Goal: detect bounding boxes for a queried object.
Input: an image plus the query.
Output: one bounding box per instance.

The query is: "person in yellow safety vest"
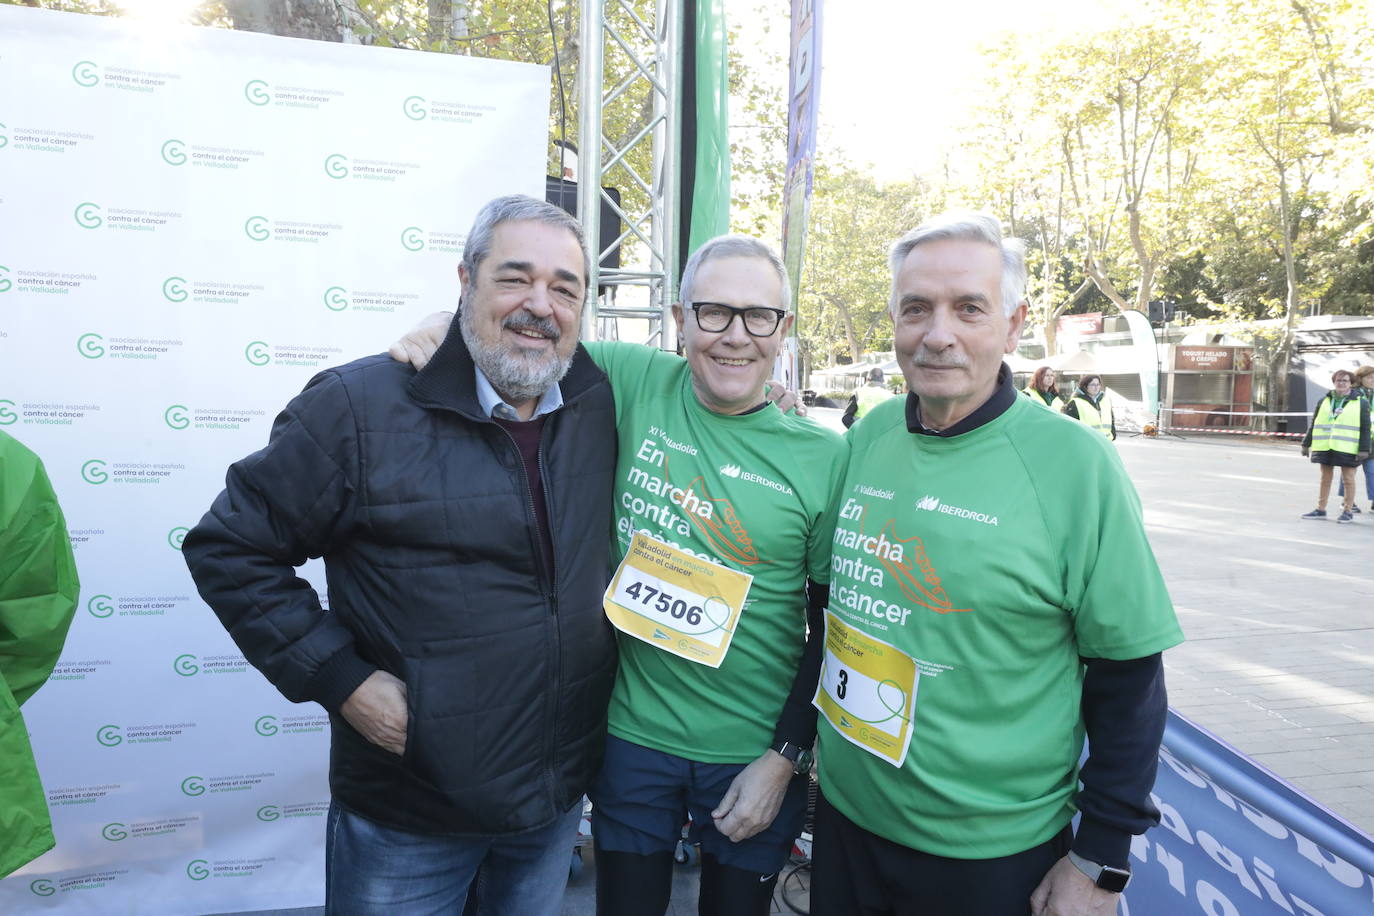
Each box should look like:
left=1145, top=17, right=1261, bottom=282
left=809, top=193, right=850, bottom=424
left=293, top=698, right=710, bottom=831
left=1336, top=364, right=1374, bottom=515
left=842, top=367, right=896, bottom=429
left=1021, top=366, right=1065, bottom=411
left=1063, top=374, right=1115, bottom=440
left=1300, top=368, right=1372, bottom=524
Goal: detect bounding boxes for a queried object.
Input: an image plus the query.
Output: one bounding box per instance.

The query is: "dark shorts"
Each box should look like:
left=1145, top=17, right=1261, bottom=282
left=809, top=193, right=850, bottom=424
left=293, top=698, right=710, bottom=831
left=589, top=734, right=808, bottom=875
left=810, top=788, right=1073, bottom=916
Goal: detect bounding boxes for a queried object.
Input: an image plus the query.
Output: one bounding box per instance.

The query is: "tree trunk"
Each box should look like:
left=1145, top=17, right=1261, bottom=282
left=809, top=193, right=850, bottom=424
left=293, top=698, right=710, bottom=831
left=428, top=1, right=467, bottom=44
left=1272, top=165, right=1301, bottom=419
left=223, top=0, right=345, bottom=41
left=1083, top=254, right=1130, bottom=312
left=1126, top=204, right=1158, bottom=311
left=831, top=297, right=863, bottom=365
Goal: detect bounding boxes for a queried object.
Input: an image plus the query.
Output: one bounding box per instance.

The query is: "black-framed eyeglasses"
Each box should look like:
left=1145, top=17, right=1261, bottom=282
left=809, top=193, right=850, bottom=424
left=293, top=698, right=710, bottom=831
left=690, top=302, right=788, bottom=337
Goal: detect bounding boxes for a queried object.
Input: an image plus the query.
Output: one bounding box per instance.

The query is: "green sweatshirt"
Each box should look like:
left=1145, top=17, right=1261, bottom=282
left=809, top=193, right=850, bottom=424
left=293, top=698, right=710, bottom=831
left=588, top=342, right=847, bottom=762
left=0, top=430, right=79, bottom=877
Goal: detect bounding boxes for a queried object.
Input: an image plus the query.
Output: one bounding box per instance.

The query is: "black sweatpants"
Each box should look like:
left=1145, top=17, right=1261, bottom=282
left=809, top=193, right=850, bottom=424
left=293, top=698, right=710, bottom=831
left=809, top=789, right=1073, bottom=916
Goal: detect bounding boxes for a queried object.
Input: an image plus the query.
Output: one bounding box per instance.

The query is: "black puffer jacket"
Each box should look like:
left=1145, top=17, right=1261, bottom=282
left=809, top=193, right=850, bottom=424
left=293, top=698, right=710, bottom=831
left=184, top=326, right=618, bottom=835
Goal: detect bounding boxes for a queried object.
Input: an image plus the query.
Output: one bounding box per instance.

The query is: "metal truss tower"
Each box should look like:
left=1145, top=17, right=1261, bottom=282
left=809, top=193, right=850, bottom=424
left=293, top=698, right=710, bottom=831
left=577, top=0, right=684, bottom=348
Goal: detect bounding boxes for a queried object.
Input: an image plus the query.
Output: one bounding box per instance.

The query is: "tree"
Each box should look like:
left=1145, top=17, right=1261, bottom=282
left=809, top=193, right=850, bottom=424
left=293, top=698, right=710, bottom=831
left=797, top=157, right=926, bottom=371
left=1206, top=0, right=1371, bottom=411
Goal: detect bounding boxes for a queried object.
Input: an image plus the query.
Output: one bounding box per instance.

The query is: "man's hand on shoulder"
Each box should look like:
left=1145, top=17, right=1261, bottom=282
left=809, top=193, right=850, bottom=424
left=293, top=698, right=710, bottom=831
left=710, top=749, right=795, bottom=843
left=1030, top=856, right=1120, bottom=916
left=340, top=670, right=409, bottom=756
left=763, top=379, right=805, bottom=416
left=387, top=311, right=454, bottom=371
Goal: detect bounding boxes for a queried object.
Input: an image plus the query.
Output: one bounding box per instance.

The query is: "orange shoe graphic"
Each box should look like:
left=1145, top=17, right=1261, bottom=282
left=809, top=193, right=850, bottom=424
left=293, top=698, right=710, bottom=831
left=663, top=457, right=760, bottom=566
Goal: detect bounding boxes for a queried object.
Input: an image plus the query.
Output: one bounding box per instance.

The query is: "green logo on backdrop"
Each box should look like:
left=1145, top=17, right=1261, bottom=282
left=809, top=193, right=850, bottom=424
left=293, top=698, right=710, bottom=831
left=324, top=153, right=348, bottom=179
left=244, top=215, right=270, bottom=241
left=245, top=341, right=270, bottom=366
left=174, top=654, right=199, bottom=676
left=403, top=95, right=428, bottom=120
left=0, top=265, right=10, bottom=292
left=77, top=332, right=105, bottom=358
left=87, top=594, right=114, bottom=618
left=97, top=724, right=123, bottom=746
left=102, top=822, right=128, bottom=842
left=161, top=139, right=187, bottom=165
left=187, top=859, right=210, bottom=881
left=181, top=776, right=206, bottom=796
left=0, top=123, right=8, bottom=150
left=256, top=805, right=281, bottom=822
left=0, top=400, right=15, bottom=426
left=81, top=459, right=108, bottom=485
left=244, top=79, right=270, bottom=106
left=74, top=202, right=103, bottom=228
left=401, top=227, right=425, bottom=251
left=30, top=880, right=56, bottom=897
left=255, top=715, right=279, bottom=737
left=168, top=527, right=189, bottom=550
left=324, top=286, right=348, bottom=311
left=165, top=404, right=189, bottom=429
left=72, top=60, right=100, bottom=87
left=163, top=276, right=187, bottom=302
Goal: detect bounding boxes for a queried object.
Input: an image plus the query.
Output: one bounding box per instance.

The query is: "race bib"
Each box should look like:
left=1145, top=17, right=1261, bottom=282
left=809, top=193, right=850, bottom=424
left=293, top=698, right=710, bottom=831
left=813, top=611, right=918, bottom=767
left=603, top=532, right=752, bottom=668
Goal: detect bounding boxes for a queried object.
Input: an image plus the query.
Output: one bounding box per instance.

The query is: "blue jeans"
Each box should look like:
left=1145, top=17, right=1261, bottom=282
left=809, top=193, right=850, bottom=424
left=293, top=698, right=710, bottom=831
left=325, top=800, right=581, bottom=915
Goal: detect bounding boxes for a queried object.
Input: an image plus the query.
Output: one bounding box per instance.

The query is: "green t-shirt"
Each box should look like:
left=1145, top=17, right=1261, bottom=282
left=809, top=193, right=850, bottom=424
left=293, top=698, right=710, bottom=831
left=587, top=342, right=848, bottom=763
left=817, top=394, right=1182, bottom=858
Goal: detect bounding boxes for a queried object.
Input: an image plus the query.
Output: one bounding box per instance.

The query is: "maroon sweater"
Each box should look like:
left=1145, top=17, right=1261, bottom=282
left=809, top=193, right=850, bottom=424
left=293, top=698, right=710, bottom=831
left=493, top=414, right=555, bottom=583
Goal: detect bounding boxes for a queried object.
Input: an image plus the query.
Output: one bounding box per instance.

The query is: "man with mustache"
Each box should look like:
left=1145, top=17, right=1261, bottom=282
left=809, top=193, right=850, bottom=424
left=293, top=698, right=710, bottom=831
left=392, top=234, right=847, bottom=915
left=810, top=212, right=1183, bottom=916
left=184, top=195, right=618, bottom=915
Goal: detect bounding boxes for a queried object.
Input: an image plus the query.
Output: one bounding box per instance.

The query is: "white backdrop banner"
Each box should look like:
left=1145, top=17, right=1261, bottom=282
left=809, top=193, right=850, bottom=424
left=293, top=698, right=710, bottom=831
left=0, top=6, right=548, bottom=912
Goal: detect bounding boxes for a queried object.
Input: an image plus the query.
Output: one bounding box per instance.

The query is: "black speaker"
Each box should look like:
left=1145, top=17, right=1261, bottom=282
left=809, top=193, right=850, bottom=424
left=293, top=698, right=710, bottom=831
left=1147, top=299, right=1176, bottom=323
left=545, top=177, right=622, bottom=272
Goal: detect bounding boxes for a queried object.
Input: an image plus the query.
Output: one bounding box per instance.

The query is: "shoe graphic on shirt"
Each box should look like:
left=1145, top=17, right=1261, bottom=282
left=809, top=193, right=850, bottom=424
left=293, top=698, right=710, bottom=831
left=874, top=519, right=972, bottom=615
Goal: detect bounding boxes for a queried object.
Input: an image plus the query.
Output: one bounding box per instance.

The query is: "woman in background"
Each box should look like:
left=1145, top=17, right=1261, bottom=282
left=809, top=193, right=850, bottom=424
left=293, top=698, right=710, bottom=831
left=1335, top=365, right=1374, bottom=514
left=1301, top=368, right=1371, bottom=524
left=1020, top=366, right=1065, bottom=411
left=1063, top=374, right=1115, bottom=440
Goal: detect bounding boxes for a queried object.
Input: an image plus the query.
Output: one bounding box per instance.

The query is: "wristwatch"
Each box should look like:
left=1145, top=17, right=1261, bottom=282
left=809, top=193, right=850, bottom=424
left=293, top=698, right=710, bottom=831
left=1067, top=850, right=1131, bottom=893
left=770, top=740, right=814, bottom=775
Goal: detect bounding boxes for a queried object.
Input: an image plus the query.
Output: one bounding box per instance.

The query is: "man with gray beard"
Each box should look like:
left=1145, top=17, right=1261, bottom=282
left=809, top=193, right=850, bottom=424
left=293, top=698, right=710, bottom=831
left=184, top=195, right=618, bottom=916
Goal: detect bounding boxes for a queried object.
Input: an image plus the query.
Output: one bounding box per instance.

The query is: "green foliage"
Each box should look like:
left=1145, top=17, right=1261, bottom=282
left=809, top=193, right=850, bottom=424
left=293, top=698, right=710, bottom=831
left=946, top=0, right=1372, bottom=342
left=797, top=157, right=926, bottom=370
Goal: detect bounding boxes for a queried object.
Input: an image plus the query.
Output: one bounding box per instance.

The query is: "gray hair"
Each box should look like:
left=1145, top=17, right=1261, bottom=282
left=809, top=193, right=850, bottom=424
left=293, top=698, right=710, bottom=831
left=462, top=194, right=590, bottom=295
left=679, top=234, right=791, bottom=310
left=887, top=212, right=1027, bottom=317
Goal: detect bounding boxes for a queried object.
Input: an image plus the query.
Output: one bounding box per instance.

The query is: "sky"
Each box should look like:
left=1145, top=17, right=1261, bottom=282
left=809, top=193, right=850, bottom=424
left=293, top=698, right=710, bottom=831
left=111, top=0, right=1119, bottom=185
left=812, top=0, right=1117, bottom=180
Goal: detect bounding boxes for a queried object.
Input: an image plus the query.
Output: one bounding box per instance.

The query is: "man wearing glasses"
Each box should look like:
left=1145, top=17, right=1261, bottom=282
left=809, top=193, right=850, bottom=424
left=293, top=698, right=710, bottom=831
left=392, top=234, right=846, bottom=915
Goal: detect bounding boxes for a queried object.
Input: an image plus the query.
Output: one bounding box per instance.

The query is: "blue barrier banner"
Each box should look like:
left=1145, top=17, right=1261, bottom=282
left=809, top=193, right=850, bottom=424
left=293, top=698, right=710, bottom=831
left=1120, top=710, right=1374, bottom=914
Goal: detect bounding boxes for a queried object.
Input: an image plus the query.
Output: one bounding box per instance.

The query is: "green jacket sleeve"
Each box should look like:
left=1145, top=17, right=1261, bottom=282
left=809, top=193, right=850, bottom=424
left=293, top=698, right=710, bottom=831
left=0, top=433, right=80, bottom=707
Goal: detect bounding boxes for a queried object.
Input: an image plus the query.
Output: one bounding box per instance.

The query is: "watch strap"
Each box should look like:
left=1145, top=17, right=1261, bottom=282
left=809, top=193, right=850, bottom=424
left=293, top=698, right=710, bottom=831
left=1067, top=850, right=1131, bottom=893
left=770, top=740, right=813, bottom=775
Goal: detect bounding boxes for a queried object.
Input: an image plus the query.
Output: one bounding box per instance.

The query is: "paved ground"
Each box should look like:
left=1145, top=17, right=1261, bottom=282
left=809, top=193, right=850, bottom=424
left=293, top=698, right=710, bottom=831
left=219, top=420, right=1374, bottom=916
left=1116, top=431, right=1374, bottom=835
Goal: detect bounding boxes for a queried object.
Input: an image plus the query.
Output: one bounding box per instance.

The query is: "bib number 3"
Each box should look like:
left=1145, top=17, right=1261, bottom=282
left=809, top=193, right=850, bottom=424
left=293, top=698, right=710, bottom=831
left=813, top=611, right=918, bottom=767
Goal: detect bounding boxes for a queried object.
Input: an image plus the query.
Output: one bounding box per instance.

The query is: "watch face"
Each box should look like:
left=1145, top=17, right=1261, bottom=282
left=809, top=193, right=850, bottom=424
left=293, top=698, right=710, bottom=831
left=1097, top=867, right=1131, bottom=894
